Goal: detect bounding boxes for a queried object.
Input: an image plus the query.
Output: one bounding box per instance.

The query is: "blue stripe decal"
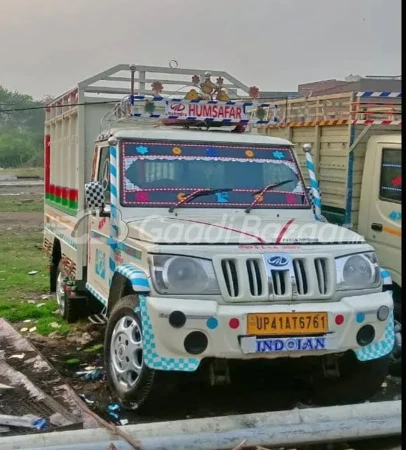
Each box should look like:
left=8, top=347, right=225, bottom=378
left=115, top=264, right=150, bottom=292
left=86, top=283, right=107, bottom=305
left=44, top=225, right=77, bottom=249
left=139, top=295, right=200, bottom=372
left=90, top=231, right=142, bottom=259
left=108, top=145, right=119, bottom=287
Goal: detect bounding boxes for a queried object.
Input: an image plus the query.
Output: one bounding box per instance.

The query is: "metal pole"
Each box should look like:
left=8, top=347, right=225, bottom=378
left=130, top=64, right=136, bottom=96
left=1, top=401, right=400, bottom=450
left=303, top=143, right=322, bottom=220
left=22, top=417, right=401, bottom=450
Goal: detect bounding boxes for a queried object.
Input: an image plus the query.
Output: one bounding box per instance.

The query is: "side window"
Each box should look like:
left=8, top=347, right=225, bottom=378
left=379, top=148, right=401, bottom=203
left=97, top=147, right=111, bottom=204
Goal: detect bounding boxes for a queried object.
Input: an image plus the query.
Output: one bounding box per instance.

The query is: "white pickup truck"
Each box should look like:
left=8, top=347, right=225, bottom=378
left=44, top=65, right=395, bottom=410
left=254, top=91, right=402, bottom=372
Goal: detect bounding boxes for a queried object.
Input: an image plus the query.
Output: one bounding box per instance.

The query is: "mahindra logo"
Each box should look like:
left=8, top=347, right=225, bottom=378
left=268, top=256, right=289, bottom=267
left=170, top=103, right=186, bottom=112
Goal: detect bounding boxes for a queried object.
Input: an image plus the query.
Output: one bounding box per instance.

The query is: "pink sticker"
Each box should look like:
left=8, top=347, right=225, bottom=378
left=285, top=193, right=297, bottom=204
left=135, top=191, right=149, bottom=203
left=392, top=175, right=402, bottom=187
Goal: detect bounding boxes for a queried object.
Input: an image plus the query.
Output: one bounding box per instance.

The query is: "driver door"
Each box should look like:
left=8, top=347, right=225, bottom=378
left=87, top=145, right=112, bottom=301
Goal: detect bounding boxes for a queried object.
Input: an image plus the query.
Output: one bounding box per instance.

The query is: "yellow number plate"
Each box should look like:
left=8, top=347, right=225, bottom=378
left=247, top=313, right=328, bottom=336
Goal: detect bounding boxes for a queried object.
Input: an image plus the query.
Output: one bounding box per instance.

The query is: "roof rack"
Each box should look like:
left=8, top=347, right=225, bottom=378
left=108, top=95, right=280, bottom=126
left=99, top=65, right=281, bottom=129
left=248, top=91, right=402, bottom=127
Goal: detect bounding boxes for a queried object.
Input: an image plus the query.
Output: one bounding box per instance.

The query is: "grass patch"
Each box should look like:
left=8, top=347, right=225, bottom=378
left=0, top=233, right=48, bottom=302
left=0, top=299, right=71, bottom=336
left=0, top=231, right=72, bottom=336
left=0, top=195, right=44, bottom=212
left=0, top=299, right=57, bottom=322
left=36, top=316, right=71, bottom=336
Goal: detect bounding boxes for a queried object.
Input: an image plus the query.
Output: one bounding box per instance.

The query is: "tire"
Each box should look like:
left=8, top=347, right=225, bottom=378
left=55, top=261, right=84, bottom=323
left=390, top=287, right=402, bottom=376
left=104, top=295, right=162, bottom=411
left=312, top=352, right=389, bottom=406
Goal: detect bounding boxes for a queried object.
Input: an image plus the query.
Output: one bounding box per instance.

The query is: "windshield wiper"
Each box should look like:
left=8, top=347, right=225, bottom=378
left=168, top=188, right=233, bottom=213
left=245, top=180, right=294, bottom=213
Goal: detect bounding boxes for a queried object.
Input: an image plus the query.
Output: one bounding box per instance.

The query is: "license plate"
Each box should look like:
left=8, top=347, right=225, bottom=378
left=240, top=335, right=336, bottom=354
left=247, top=312, right=328, bottom=336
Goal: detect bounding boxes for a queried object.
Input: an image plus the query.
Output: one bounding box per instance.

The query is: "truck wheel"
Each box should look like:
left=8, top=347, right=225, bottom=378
left=390, top=320, right=402, bottom=376
left=104, top=295, right=159, bottom=410
left=312, top=352, right=389, bottom=406
left=55, top=261, right=83, bottom=323
left=390, top=288, right=402, bottom=376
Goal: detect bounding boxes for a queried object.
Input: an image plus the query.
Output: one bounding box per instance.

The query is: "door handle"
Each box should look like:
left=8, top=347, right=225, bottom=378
left=371, top=223, right=383, bottom=231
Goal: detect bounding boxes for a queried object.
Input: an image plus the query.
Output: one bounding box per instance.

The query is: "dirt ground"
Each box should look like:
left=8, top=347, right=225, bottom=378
left=0, top=212, right=43, bottom=232
left=0, top=179, right=401, bottom=449
left=0, top=182, right=43, bottom=232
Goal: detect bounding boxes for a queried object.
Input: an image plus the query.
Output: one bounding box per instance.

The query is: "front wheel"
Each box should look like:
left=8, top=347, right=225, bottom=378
left=104, top=295, right=157, bottom=410
left=312, top=352, right=389, bottom=406
left=390, top=288, right=402, bottom=376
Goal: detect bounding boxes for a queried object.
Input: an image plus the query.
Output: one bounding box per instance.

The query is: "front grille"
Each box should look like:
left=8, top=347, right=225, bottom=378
left=271, top=270, right=288, bottom=296
left=215, top=254, right=335, bottom=302
left=246, top=259, right=263, bottom=296
left=221, top=259, right=239, bottom=297
left=293, top=259, right=309, bottom=295
left=314, top=258, right=328, bottom=295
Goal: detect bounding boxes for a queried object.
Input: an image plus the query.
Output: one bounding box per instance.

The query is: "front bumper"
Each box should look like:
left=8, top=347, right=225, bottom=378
left=140, top=292, right=394, bottom=371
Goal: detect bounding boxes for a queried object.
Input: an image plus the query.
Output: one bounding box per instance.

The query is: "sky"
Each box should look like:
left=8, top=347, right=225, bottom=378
left=0, top=0, right=401, bottom=99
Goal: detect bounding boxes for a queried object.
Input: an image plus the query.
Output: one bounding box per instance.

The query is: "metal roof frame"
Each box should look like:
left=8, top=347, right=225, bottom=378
left=76, top=64, right=251, bottom=100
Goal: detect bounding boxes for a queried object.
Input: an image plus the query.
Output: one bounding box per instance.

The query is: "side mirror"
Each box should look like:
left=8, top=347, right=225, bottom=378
left=85, top=181, right=110, bottom=217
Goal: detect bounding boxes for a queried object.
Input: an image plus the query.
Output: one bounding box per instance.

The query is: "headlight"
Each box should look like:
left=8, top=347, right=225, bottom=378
left=150, top=255, right=220, bottom=295
left=336, top=252, right=381, bottom=290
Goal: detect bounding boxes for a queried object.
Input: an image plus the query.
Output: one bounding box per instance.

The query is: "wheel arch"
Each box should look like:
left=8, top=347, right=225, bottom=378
left=107, top=264, right=150, bottom=315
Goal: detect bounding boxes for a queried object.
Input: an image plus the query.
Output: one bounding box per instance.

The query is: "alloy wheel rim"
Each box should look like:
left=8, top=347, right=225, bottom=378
left=110, top=315, right=143, bottom=390
left=56, top=272, right=66, bottom=316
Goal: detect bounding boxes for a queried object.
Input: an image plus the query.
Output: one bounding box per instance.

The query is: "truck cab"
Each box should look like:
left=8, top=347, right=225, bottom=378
left=44, top=66, right=396, bottom=410
left=358, top=134, right=401, bottom=293
left=86, top=127, right=393, bottom=409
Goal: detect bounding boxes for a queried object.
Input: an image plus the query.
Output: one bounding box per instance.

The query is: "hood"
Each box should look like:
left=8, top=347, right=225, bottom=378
left=126, top=215, right=364, bottom=245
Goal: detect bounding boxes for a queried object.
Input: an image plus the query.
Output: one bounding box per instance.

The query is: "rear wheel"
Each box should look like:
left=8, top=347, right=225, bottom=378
left=55, top=261, right=86, bottom=323
left=312, top=352, right=389, bottom=406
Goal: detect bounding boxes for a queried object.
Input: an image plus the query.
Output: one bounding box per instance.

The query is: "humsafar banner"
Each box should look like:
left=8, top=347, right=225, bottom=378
left=165, top=100, right=248, bottom=121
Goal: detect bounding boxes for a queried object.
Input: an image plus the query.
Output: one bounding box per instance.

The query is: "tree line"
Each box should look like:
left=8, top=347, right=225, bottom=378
left=0, top=86, right=50, bottom=168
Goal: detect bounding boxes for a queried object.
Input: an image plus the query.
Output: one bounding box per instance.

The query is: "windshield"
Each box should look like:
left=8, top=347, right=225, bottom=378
left=120, top=140, right=310, bottom=210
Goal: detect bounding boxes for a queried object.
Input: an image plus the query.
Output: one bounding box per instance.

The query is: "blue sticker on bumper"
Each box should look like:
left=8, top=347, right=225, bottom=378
left=138, top=295, right=200, bottom=372
left=241, top=335, right=336, bottom=354
left=354, top=312, right=395, bottom=361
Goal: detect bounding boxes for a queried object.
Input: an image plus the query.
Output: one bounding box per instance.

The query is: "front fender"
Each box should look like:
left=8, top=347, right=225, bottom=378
left=115, top=264, right=150, bottom=292
left=354, top=268, right=395, bottom=362
left=382, top=267, right=401, bottom=291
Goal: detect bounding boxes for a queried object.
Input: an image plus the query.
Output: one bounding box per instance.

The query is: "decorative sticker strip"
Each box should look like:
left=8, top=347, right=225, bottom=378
left=120, top=142, right=309, bottom=209
left=139, top=295, right=200, bottom=372
left=122, top=142, right=295, bottom=162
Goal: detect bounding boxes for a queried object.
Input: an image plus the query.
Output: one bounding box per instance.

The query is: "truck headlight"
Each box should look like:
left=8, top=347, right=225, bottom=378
left=150, top=255, right=220, bottom=295
left=336, top=252, right=381, bottom=290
